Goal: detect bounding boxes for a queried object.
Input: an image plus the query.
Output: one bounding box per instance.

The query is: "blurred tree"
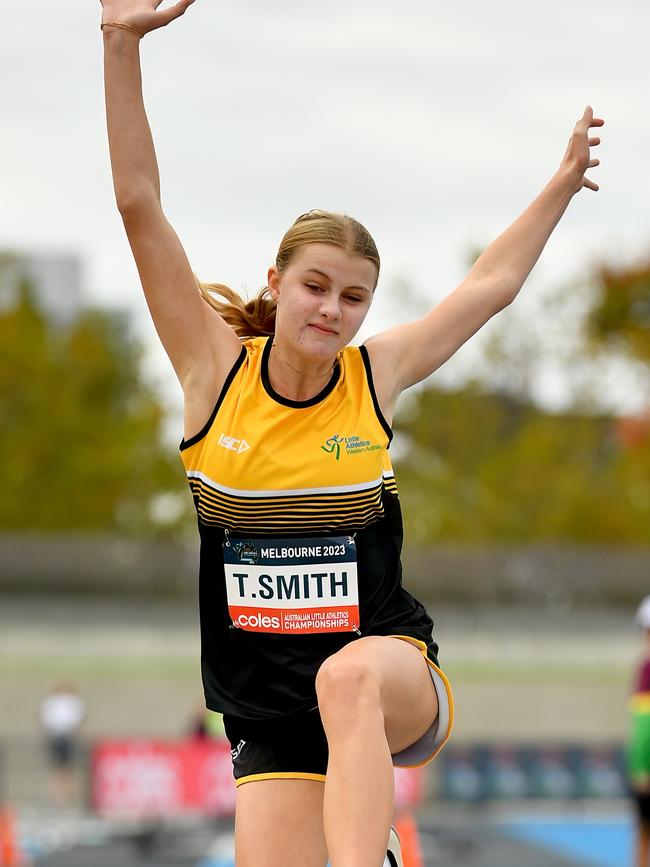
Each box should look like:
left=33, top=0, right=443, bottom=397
left=394, top=385, right=649, bottom=543
left=587, top=259, right=650, bottom=363
left=586, top=259, right=650, bottom=527
left=391, top=253, right=650, bottom=544
left=0, top=277, right=189, bottom=534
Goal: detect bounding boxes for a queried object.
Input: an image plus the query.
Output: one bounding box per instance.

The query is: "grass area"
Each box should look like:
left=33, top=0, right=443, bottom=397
left=444, top=660, right=628, bottom=686
left=0, top=652, right=629, bottom=685
left=0, top=654, right=199, bottom=679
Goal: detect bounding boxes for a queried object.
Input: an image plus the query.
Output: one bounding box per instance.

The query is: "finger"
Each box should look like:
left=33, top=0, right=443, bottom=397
left=583, top=177, right=599, bottom=192
left=588, top=158, right=600, bottom=168
left=156, top=0, right=196, bottom=25
left=574, top=115, right=591, bottom=135
left=575, top=106, right=605, bottom=132
left=172, top=0, right=197, bottom=15
left=588, top=136, right=601, bottom=146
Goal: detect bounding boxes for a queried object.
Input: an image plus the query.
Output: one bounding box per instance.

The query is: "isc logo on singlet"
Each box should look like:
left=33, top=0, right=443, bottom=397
left=218, top=432, right=250, bottom=454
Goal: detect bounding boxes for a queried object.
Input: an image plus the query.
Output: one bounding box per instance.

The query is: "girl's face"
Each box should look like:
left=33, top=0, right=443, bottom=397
left=268, top=243, right=377, bottom=361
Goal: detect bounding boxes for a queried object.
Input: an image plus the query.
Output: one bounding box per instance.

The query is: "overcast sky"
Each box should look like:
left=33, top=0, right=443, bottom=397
left=2, top=0, right=649, bottom=416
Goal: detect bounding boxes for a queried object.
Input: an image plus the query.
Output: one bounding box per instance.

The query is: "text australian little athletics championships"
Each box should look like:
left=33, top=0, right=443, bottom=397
left=284, top=614, right=351, bottom=630
left=233, top=612, right=352, bottom=631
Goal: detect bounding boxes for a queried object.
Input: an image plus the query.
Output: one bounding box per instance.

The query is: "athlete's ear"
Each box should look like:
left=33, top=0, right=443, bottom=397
left=267, top=265, right=280, bottom=301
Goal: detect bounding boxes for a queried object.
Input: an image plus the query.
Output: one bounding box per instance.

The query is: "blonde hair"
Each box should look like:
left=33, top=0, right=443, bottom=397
left=197, top=210, right=380, bottom=338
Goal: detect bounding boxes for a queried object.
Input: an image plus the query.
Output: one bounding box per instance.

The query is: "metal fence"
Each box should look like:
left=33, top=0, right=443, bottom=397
left=1, top=533, right=649, bottom=606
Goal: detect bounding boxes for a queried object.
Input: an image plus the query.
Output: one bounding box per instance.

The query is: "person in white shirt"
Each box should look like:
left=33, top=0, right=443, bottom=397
left=39, top=683, right=86, bottom=807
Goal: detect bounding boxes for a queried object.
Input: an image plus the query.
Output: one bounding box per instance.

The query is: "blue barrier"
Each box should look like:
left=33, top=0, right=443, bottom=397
left=439, top=743, right=627, bottom=802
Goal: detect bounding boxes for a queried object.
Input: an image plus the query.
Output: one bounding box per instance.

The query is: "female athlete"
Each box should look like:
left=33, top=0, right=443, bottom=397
left=100, top=2, right=603, bottom=864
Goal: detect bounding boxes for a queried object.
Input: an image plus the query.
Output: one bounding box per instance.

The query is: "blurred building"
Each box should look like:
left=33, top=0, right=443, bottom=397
left=0, top=250, right=83, bottom=325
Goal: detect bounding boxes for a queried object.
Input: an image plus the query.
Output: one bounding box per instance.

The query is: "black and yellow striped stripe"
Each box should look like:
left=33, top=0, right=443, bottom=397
left=189, top=472, right=398, bottom=532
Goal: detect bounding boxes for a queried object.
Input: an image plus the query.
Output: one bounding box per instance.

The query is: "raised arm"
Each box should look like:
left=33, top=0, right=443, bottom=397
left=365, top=106, right=604, bottom=419
left=101, top=1, right=241, bottom=431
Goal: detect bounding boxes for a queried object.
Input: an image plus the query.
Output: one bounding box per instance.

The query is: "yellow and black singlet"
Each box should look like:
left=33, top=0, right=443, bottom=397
left=180, top=335, right=438, bottom=719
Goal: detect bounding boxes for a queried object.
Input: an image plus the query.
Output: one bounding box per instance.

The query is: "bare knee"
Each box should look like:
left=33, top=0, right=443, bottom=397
left=316, top=653, right=381, bottom=727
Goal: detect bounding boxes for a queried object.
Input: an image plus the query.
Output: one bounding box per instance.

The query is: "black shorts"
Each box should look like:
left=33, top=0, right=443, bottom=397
left=223, top=635, right=454, bottom=786
left=46, top=735, right=76, bottom=769
left=224, top=706, right=329, bottom=785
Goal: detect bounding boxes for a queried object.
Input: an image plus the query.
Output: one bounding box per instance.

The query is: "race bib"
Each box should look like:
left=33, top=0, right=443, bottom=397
left=223, top=535, right=359, bottom=635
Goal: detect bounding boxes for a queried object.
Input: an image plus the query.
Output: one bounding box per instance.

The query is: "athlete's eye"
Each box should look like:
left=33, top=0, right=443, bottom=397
left=305, top=283, right=324, bottom=292
left=345, top=295, right=363, bottom=303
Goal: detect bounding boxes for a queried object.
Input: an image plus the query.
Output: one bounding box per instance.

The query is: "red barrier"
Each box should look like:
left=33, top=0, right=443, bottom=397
left=91, top=739, right=424, bottom=818
left=91, top=739, right=236, bottom=818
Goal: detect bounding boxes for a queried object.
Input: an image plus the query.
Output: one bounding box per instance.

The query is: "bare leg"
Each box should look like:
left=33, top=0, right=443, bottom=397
left=50, top=767, right=75, bottom=807
left=320, top=662, right=394, bottom=866
left=317, top=637, right=438, bottom=867
left=234, top=778, right=328, bottom=867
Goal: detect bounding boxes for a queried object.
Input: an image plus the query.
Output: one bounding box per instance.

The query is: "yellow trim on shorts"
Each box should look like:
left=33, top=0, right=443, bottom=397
left=388, top=634, right=455, bottom=768
left=235, top=771, right=327, bottom=787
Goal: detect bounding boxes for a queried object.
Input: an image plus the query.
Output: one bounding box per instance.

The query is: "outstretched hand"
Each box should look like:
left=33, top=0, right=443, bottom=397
left=100, top=0, right=196, bottom=37
left=561, top=105, right=604, bottom=193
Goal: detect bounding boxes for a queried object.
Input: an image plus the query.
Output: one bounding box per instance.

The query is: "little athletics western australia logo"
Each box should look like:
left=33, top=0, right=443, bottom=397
left=320, top=433, right=382, bottom=461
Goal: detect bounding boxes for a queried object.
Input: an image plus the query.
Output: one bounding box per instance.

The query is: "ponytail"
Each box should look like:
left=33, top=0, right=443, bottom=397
left=196, top=280, right=276, bottom=338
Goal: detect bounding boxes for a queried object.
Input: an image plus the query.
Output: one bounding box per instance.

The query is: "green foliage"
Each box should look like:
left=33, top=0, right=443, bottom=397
left=391, top=249, right=650, bottom=544
left=0, top=278, right=188, bottom=534
left=588, top=259, right=650, bottom=362
left=394, top=385, right=650, bottom=544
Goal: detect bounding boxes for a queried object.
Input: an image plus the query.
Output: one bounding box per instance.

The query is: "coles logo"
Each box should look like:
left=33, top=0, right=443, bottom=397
left=236, top=613, right=280, bottom=629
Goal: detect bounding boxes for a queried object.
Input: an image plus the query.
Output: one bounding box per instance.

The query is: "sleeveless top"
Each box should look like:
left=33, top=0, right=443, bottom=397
left=179, top=335, right=437, bottom=720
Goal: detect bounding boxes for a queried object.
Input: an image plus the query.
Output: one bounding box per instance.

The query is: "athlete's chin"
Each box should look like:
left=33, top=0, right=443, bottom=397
left=301, top=325, right=346, bottom=354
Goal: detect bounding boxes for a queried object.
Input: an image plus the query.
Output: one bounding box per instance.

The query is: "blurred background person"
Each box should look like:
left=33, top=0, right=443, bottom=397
left=628, top=596, right=650, bottom=867
left=189, top=703, right=226, bottom=741
left=39, top=682, right=86, bottom=808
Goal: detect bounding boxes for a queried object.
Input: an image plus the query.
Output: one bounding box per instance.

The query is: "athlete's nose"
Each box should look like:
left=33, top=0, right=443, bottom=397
left=319, top=292, right=342, bottom=321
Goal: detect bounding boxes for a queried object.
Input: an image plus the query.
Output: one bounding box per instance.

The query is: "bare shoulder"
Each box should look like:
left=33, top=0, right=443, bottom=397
left=361, top=333, right=402, bottom=425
